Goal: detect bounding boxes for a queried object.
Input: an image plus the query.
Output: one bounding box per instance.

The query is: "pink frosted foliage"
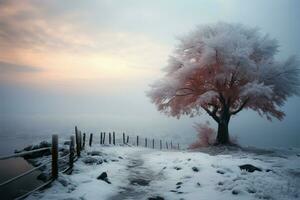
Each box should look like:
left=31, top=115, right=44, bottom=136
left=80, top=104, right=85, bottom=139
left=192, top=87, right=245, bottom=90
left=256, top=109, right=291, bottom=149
left=147, top=22, right=300, bottom=122
left=189, top=122, right=216, bottom=149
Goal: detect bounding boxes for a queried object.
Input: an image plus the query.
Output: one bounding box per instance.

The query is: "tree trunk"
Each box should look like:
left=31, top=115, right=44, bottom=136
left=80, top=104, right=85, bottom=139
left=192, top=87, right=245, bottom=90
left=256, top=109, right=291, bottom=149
left=216, top=120, right=230, bottom=145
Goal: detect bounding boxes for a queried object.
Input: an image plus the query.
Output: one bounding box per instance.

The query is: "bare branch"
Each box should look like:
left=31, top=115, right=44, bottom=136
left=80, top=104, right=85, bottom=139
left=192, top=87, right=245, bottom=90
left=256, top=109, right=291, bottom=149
left=218, top=92, right=226, bottom=106
left=230, top=98, right=249, bottom=115
left=202, top=105, right=220, bottom=123
left=175, top=93, right=194, bottom=97
left=176, top=87, right=195, bottom=92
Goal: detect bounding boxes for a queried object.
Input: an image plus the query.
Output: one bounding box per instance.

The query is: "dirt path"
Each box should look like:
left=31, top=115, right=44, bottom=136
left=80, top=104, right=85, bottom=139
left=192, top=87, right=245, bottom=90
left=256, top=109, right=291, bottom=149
left=108, top=150, right=164, bottom=200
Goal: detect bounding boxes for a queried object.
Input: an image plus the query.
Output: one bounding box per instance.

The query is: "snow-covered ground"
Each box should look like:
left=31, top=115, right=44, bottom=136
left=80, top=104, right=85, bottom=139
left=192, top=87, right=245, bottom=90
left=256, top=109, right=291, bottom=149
left=27, top=145, right=300, bottom=200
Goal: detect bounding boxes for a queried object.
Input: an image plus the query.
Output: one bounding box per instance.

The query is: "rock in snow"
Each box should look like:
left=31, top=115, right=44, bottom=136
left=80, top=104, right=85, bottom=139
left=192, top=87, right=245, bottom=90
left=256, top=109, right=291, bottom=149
left=176, top=182, right=183, bottom=185
left=97, top=172, right=111, bottom=184
left=239, top=164, right=262, bottom=172
left=232, top=189, right=240, bottom=195
left=148, top=196, right=164, bottom=200
left=87, top=151, right=103, bottom=156
left=17, top=141, right=52, bottom=159
left=216, top=169, right=225, bottom=174
left=192, top=166, right=199, bottom=172
left=82, top=156, right=103, bottom=165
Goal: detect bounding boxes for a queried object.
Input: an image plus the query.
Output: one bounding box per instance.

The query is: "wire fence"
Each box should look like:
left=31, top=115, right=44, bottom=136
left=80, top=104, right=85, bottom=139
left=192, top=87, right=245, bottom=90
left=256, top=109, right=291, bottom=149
left=0, top=126, right=181, bottom=199
left=0, top=128, right=80, bottom=200
left=87, top=131, right=181, bottom=150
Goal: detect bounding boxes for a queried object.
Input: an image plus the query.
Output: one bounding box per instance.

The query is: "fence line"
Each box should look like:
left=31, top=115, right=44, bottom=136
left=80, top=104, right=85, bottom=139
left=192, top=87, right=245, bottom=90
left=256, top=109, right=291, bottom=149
left=0, top=147, right=51, bottom=160
left=0, top=126, right=181, bottom=199
left=87, top=130, right=181, bottom=151
left=0, top=159, right=52, bottom=187
left=0, top=126, right=83, bottom=200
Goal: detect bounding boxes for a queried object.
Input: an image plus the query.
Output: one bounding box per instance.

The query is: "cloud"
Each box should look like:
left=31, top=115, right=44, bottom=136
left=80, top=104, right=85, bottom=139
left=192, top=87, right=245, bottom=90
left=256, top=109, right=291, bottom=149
left=0, top=61, right=42, bottom=73
left=0, top=0, right=92, bottom=53
left=0, top=0, right=172, bottom=87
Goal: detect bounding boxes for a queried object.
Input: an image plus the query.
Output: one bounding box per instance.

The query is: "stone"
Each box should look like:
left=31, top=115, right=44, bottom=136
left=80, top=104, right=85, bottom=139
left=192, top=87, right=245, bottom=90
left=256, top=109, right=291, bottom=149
left=148, top=196, right=164, bottom=200
left=32, top=145, right=40, bottom=150
left=97, top=172, right=111, bottom=184
left=23, top=148, right=51, bottom=159
left=232, top=189, right=239, bottom=195
left=239, top=164, right=262, bottom=172
left=176, top=182, right=183, bottom=185
left=192, top=167, right=199, bottom=172
left=39, top=141, right=51, bottom=148
left=24, top=145, right=33, bottom=151
left=87, top=151, right=102, bottom=156
left=216, top=170, right=225, bottom=174
left=58, top=177, right=70, bottom=187
left=14, top=149, right=22, bottom=153
left=97, top=172, right=107, bottom=180
left=62, top=198, right=77, bottom=200
left=82, top=157, right=102, bottom=165
left=174, top=167, right=182, bottom=170
left=247, top=188, right=256, bottom=194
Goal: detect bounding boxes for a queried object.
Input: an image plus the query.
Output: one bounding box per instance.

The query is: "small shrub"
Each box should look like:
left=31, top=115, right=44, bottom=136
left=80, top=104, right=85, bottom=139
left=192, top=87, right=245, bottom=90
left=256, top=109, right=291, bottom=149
left=189, top=122, right=216, bottom=149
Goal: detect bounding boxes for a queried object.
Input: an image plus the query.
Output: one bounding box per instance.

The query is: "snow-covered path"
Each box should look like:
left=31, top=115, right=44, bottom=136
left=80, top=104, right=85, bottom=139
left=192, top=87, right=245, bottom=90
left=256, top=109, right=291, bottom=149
left=109, top=149, right=164, bottom=200
left=26, top=145, right=300, bottom=200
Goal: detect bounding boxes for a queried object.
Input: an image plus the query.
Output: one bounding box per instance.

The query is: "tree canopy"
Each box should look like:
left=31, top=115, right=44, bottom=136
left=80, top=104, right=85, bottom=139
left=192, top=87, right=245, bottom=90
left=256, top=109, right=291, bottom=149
left=147, top=22, right=300, bottom=144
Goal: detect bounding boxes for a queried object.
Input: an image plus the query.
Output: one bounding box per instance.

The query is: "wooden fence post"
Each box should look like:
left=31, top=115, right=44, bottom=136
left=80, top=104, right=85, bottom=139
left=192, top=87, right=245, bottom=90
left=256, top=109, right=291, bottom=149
left=89, top=133, right=93, bottom=146
left=152, top=139, right=154, bottom=149
left=109, top=132, right=111, bottom=144
left=171, top=141, right=173, bottom=149
left=166, top=141, right=168, bottom=149
left=82, top=133, right=86, bottom=149
left=103, top=132, right=106, bottom=144
left=145, top=138, right=147, bottom=147
left=126, top=135, right=129, bottom=144
left=160, top=140, right=162, bottom=150
left=123, top=133, right=125, bottom=144
left=100, top=132, right=103, bottom=144
left=136, top=136, right=139, bottom=146
left=51, top=134, right=58, bottom=179
left=178, top=143, right=180, bottom=150
left=69, top=136, right=75, bottom=169
left=79, top=131, right=82, bottom=150
left=75, top=126, right=80, bottom=157
left=113, top=132, right=115, bottom=145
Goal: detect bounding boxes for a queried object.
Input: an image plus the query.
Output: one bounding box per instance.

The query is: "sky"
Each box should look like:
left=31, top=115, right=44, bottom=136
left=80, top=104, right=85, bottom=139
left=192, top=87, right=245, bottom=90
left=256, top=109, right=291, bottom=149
left=0, top=0, right=300, bottom=149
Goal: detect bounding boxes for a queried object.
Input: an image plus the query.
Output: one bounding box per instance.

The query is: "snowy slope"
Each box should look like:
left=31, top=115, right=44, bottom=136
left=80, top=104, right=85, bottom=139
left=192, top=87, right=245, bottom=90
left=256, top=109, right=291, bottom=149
left=26, top=145, right=300, bottom=200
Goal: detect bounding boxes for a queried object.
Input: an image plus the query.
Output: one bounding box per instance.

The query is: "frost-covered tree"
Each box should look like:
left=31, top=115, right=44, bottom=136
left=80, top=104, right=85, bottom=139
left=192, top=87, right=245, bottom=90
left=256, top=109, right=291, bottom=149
left=147, top=22, right=300, bottom=145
